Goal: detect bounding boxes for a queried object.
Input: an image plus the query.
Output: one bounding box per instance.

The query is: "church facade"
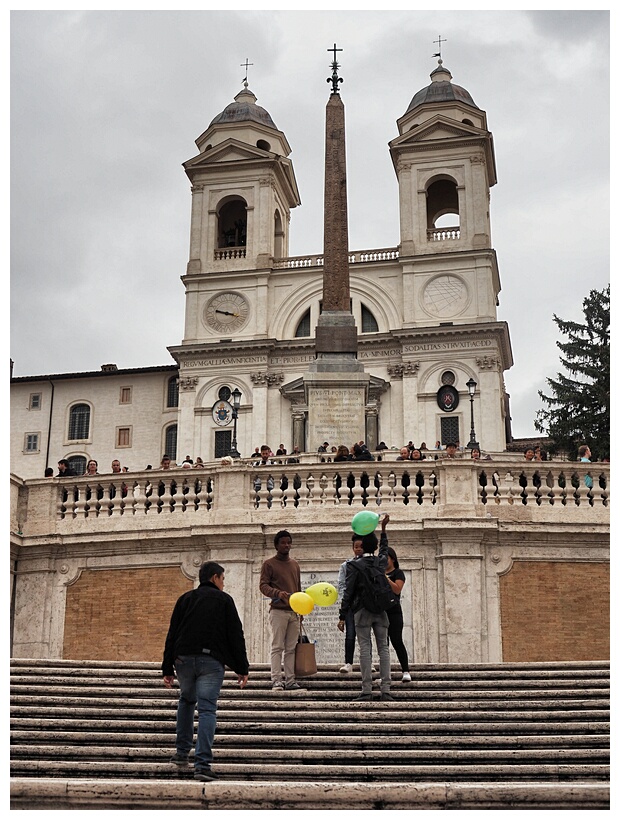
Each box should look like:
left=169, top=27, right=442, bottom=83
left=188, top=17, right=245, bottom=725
left=12, top=61, right=512, bottom=479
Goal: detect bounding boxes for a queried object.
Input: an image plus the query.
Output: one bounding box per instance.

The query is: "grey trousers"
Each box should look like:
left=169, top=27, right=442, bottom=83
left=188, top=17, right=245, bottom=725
left=354, top=608, right=391, bottom=694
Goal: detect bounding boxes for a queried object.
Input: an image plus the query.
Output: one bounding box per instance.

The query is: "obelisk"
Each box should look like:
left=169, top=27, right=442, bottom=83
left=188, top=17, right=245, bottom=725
left=304, top=45, right=370, bottom=452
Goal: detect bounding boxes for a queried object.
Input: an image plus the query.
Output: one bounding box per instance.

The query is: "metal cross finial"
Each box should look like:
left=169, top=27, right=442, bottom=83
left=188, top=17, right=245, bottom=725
left=327, top=43, right=344, bottom=95
left=432, top=35, right=447, bottom=61
left=240, top=58, right=253, bottom=87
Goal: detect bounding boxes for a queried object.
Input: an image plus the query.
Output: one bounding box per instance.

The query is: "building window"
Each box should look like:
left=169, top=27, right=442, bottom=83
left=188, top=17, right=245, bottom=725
left=215, top=430, right=232, bottom=458
left=29, top=393, right=42, bottom=410
left=361, top=304, right=379, bottom=333
left=119, top=387, right=132, bottom=404
left=68, top=455, right=87, bottom=476
left=167, top=377, right=179, bottom=408
left=116, top=427, right=132, bottom=448
left=24, top=433, right=40, bottom=452
left=68, top=404, right=90, bottom=440
left=218, top=386, right=232, bottom=402
left=440, top=416, right=460, bottom=445
left=441, top=371, right=456, bottom=386
left=295, top=309, right=311, bottom=338
left=165, top=425, right=178, bottom=461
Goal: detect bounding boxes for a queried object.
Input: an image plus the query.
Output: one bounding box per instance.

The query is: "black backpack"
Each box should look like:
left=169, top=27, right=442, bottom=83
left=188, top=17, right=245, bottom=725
left=350, top=556, right=397, bottom=613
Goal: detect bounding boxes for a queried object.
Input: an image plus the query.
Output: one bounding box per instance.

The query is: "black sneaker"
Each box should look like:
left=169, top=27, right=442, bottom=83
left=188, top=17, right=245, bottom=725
left=352, top=693, right=373, bottom=702
left=194, top=768, right=217, bottom=781
left=170, top=753, right=189, bottom=766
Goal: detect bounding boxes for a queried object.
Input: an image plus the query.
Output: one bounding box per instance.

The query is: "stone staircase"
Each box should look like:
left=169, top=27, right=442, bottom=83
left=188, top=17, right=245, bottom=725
left=10, top=658, right=610, bottom=809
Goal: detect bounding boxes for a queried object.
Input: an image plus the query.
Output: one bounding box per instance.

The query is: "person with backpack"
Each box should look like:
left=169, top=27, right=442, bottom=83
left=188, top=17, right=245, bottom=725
left=338, top=514, right=395, bottom=702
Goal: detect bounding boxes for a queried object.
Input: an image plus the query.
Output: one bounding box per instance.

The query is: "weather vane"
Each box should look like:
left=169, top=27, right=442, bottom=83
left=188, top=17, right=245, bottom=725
left=327, top=43, right=343, bottom=95
left=240, top=58, right=253, bottom=87
left=432, top=35, right=447, bottom=62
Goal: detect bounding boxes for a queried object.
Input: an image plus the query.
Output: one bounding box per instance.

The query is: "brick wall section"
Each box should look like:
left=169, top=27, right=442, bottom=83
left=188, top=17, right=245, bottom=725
left=63, top=567, right=193, bottom=662
left=499, top=561, right=609, bottom=661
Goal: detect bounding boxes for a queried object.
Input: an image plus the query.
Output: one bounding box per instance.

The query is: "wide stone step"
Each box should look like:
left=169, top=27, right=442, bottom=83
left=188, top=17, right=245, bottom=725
left=10, top=743, right=610, bottom=764
left=10, top=731, right=610, bottom=749
left=9, top=681, right=611, bottom=700
left=12, top=716, right=609, bottom=735
left=9, top=759, right=609, bottom=783
left=9, top=779, right=611, bottom=811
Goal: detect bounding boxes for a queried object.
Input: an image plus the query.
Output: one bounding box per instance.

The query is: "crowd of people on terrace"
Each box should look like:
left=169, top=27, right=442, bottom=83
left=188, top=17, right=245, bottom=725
left=50, top=439, right=608, bottom=479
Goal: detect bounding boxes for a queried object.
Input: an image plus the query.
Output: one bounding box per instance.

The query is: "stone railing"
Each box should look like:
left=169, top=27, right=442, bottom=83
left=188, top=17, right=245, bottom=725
left=273, top=247, right=399, bottom=270
left=213, top=246, right=246, bottom=260
left=427, top=227, right=460, bottom=242
left=11, top=459, right=609, bottom=536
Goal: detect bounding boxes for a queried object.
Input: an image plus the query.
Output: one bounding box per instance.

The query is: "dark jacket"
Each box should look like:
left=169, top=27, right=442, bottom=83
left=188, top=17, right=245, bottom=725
left=162, top=581, right=249, bottom=677
left=338, top=532, right=388, bottom=619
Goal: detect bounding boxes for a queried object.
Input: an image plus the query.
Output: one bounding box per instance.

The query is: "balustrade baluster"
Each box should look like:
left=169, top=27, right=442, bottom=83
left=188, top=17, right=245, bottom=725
left=350, top=472, right=365, bottom=507
left=132, top=482, right=145, bottom=514
left=304, top=474, right=316, bottom=505
left=73, top=486, right=87, bottom=518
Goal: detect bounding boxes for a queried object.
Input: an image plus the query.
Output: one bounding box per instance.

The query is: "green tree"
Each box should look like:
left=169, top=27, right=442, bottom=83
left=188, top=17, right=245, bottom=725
left=535, top=285, right=609, bottom=460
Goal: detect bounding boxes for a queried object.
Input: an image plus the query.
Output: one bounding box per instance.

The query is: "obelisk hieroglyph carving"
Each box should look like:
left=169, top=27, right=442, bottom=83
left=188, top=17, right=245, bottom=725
left=304, top=46, right=369, bottom=452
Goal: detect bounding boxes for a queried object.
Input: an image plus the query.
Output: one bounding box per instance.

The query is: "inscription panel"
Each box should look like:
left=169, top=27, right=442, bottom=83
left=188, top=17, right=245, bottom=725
left=307, top=386, right=366, bottom=452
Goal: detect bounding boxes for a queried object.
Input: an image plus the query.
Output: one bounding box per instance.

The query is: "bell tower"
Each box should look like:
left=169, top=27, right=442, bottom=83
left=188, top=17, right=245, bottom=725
left=182, top=83, right=301, bottom=276
left=390, top=59, right=497, bottom=258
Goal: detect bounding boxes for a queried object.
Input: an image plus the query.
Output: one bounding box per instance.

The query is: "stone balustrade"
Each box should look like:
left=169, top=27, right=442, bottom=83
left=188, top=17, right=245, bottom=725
left=273, top=247, right=400, bottom=270
left=11, top=458, right=609, bottom=536
left=427, top=227, right=461, bottom=241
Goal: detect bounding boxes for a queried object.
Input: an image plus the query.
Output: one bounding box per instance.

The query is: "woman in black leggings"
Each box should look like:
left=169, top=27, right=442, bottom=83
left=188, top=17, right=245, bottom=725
left=385, top=547, right=411, bottom=682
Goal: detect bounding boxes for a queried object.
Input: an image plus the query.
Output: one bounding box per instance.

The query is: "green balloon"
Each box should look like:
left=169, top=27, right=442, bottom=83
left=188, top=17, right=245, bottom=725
left=351, top=511, right=380, bottom=536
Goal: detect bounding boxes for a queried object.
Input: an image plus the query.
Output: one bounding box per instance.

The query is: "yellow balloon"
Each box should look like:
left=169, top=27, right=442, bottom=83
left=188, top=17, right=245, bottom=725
left=289, top=592, right=315, bottom=615
left=305, top=582, right=338, bottom=607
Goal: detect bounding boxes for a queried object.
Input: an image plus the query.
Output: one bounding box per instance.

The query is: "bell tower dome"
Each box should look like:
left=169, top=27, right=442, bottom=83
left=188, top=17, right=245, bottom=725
left=390, top=60, right=497, bottom=257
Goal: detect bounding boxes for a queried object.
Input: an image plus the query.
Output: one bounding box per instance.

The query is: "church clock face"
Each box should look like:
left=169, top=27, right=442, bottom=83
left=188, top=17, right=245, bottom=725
left=203, top=292, right=249, bottom=334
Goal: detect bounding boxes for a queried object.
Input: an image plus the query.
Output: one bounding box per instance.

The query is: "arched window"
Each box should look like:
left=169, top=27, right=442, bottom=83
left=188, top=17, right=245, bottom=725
left=68, top=455, right=87, bottom=476
left=68, top=404, right=90, bottom=440
left=217, top=198, right=247, bottom=248
left=295, top=308, right=311, bottom=338
left=167, top=377, right=179, bottom=408
left=274, top=209, right=284, bottom=258
left=426, top=177, right=460, bottom=230
left=361, top=304, right=379, bottom=333
left=165, top=425, right=178, bottom=462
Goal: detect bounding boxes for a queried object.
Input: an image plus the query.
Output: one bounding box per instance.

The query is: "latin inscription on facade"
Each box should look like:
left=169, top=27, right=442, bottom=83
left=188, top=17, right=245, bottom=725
left=403, top=340, right=493, bottom=353
left=307, top=387, right=366, bottom=450
left=183, top=356, right=268, bottom=368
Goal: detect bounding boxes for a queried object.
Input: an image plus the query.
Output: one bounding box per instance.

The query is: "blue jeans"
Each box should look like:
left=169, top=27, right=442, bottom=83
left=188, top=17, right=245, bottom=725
left=354, top=608, right=391, bottom=694
left=174, top=654, right=225, bottom=770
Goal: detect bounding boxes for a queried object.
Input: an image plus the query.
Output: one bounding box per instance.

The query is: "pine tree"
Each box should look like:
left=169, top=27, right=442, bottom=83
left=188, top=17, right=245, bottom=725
left=535, top=285, right=609, bottom=460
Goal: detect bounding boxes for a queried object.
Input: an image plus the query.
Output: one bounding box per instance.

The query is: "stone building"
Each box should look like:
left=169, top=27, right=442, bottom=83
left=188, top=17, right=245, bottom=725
left=10, top=60, right=608, bottom=668
left=12, top=60, right=512, bottom=479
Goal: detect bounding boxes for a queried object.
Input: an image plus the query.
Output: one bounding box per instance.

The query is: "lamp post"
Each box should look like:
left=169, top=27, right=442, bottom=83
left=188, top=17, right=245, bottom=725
left=229, top=387, right=242, bottom=459
left=466, top=377, right=479, bottom=450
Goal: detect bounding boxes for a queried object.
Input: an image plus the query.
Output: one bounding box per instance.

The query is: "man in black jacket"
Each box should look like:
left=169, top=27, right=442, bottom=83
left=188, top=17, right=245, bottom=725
left=162, top=561, right=249, bottom=781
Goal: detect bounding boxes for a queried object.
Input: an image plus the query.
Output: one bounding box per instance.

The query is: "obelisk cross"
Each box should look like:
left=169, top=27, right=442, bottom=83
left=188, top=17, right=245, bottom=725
left=327, top=43, right=343, bottom=95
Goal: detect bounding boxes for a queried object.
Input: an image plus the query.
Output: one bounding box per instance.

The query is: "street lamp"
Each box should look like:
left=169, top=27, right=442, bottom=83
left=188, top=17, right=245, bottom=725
left=229, top=387, right=242, bottom=459
left=466, top=377, right=479, bottom=450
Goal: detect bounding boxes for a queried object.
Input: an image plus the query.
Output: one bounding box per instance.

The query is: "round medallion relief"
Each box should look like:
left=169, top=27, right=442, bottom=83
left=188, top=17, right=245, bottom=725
left=422, top=275, right=469, bottom=318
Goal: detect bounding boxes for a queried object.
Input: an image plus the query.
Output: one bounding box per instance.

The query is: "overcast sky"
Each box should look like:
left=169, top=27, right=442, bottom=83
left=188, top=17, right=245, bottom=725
left=10, top=9, right=609, bottom=439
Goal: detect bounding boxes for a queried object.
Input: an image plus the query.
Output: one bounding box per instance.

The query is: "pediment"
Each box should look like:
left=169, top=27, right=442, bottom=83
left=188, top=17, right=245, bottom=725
left=184, top=139, right=273, bottom=170
left=391, top=116, right=483, bottom=149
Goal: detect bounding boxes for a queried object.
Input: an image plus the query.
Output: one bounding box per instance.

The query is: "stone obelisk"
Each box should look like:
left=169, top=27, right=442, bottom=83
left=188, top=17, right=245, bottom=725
left=304, top=46, right=370, bottom=452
